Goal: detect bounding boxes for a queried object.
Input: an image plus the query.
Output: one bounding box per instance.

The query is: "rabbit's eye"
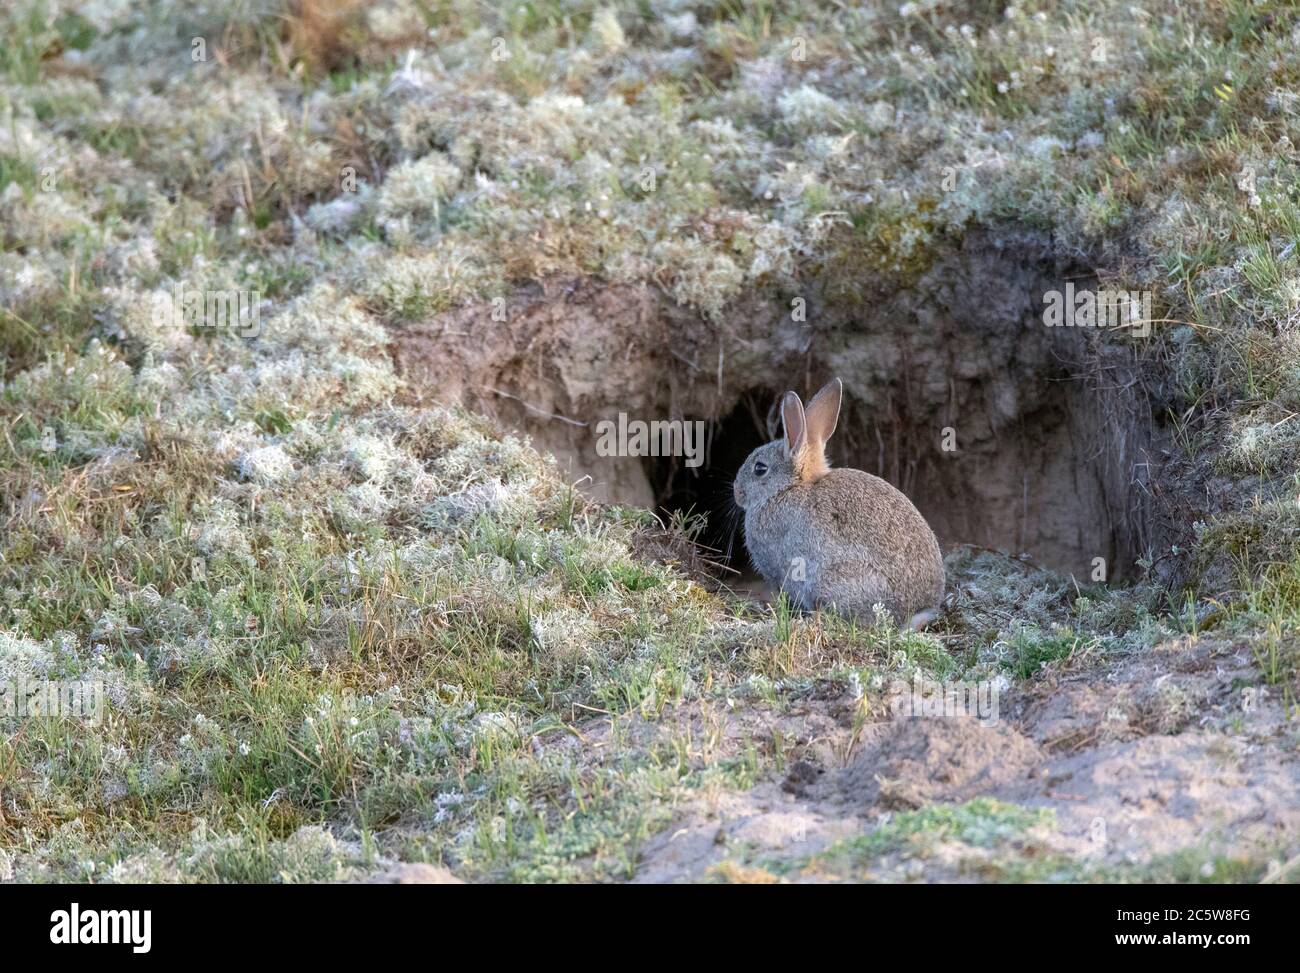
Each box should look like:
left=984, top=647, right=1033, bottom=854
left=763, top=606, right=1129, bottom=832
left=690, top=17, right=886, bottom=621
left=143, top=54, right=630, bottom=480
left=753, top=460, right=768, bottom=477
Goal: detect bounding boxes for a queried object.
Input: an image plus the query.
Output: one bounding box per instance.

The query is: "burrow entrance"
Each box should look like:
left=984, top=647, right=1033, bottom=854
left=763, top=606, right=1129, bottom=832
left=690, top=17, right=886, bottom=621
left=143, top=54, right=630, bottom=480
left=644, top=389, right=778, bottom=571
left=389, top=229, right=1169, bottom=585
left=647, top=357, right=1156, bottom=583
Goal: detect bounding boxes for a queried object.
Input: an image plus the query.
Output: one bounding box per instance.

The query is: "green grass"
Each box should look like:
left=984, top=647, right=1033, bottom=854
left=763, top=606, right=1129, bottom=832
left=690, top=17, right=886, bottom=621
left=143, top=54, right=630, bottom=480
left=799, top=799, right=1056, bottom=880
left=1006, top=626, right=1082, bottom=680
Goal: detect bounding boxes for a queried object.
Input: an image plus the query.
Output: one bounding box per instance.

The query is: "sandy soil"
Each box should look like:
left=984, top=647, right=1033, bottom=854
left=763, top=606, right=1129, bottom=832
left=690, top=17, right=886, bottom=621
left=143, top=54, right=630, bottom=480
left=548, top=633, right=1300, bottom=883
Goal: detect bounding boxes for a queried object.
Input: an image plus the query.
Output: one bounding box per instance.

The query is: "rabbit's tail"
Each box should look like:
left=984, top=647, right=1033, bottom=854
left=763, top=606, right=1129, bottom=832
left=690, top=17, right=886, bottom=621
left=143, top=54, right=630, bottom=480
left=905, top=608, right=940, bottom=632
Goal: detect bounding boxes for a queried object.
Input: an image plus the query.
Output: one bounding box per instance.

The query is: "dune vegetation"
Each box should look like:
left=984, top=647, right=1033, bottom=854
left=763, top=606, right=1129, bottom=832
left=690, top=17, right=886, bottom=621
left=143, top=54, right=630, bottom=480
left=1, top=0, right=1298, bottom=882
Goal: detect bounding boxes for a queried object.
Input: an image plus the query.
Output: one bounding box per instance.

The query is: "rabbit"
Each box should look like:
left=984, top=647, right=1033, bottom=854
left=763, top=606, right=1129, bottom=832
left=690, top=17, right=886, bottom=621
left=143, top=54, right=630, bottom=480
left=732, top=378, right=945, bottom=630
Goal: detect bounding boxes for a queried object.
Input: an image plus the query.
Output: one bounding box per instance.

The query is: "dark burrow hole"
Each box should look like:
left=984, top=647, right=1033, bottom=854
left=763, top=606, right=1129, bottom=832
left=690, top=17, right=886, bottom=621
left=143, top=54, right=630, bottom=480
left=644, top=391, right=778, bottom=579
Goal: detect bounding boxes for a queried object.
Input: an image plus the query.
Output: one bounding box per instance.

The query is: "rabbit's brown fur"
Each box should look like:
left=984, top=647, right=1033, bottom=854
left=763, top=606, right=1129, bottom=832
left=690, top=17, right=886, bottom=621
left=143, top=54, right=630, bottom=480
left=733, top=379, right=944, bottom=628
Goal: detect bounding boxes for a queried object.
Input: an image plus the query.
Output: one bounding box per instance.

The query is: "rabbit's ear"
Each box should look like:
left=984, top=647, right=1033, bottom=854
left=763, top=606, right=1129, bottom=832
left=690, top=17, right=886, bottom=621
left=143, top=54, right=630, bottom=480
left=781, top=391, right=806, bottom=457
left=804, top=378, right=843, bottom=447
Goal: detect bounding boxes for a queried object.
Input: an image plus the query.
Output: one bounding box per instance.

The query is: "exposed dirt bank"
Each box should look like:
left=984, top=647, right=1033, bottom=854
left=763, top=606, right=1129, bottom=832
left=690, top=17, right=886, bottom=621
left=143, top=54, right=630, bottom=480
left=390, top=229, right=1176, bottom=581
